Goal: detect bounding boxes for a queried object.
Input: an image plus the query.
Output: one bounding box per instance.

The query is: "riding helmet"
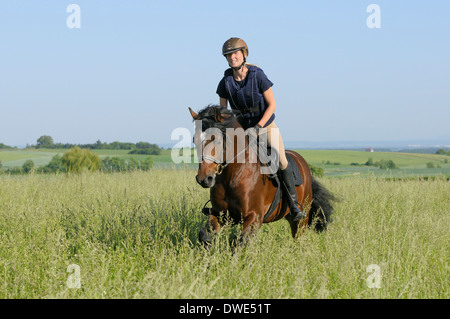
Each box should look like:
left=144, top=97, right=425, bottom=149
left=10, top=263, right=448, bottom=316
left=222, top=37, right=248, bottom=57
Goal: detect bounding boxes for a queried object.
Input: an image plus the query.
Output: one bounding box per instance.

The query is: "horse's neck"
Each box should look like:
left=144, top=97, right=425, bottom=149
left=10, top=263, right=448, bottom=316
left=222, top=138, right=260, bottom=183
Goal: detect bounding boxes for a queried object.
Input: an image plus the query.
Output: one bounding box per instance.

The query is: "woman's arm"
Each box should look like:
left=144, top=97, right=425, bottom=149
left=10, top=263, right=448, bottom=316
left=257, top=87, right=276, bottom=127
left=220, top=97, right=228, bottom=108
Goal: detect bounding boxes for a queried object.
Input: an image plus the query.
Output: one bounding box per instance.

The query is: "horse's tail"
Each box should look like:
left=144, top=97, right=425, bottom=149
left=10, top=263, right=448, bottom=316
left=308, top=176, right=336, bottom=232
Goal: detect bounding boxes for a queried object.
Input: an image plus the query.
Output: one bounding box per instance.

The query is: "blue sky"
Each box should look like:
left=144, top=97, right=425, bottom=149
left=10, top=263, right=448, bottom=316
left=1, top=0, right=449, bottom=147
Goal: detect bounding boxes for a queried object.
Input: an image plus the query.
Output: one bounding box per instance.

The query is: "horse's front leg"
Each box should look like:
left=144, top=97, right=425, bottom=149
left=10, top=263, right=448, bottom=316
left=198, top=214, right=221, bottom=246
left=239, top=211, right=263, bottom=246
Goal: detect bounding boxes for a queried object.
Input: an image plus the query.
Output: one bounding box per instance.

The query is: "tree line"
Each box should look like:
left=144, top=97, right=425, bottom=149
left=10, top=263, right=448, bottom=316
left=0, top=143, right=14, bottom=149
left=436, top=148, right=450, bottom=156
left=0, top=146, right=154, bottom=175
left=364, top=157, right=398, bottom=169
left=30, top=135, right=161, bottom=155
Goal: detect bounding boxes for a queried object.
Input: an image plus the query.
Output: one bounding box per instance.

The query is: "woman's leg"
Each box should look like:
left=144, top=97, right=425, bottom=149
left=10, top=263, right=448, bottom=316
left=260, top=122, right=305, bottom=221
left=262, top=122, right=288, bottom=170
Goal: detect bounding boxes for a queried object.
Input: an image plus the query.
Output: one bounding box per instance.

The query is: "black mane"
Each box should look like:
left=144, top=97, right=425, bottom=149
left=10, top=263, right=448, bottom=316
left=195, top=104, right=240, bottom=134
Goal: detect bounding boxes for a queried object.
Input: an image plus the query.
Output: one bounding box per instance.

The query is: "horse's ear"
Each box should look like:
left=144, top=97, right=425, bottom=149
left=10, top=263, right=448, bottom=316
left=189, top=107, right=199, bottom=120
left=213, top=107, right=222, bottom=122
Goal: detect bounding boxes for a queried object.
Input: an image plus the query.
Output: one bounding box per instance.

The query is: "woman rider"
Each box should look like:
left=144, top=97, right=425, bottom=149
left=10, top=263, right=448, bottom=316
left=216, top=37, right=305, bottom=222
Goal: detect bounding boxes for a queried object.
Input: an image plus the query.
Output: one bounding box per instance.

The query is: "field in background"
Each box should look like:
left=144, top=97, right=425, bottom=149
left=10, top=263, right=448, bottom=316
left=0, top=170, right=448, bottom=298
left=297, top=150, right=450, bottom=178
left=1, top=148, right=449, bottom=178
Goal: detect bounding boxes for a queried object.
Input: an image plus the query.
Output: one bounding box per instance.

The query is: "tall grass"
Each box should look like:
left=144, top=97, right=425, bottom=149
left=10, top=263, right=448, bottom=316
left=0, top=170, right=448, bottom=298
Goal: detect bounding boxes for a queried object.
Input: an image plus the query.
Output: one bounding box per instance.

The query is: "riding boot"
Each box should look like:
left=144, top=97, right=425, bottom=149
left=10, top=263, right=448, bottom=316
left=280, top=164, right=306, bottom=222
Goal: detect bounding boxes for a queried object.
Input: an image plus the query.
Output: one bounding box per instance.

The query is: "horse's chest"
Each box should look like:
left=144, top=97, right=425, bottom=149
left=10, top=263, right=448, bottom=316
left=212, top=184, right=246, bottom=218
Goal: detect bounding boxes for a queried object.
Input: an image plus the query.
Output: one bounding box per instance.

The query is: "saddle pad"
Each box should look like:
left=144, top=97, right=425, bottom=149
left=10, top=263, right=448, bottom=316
left=286, top=152, right=303, bottom=186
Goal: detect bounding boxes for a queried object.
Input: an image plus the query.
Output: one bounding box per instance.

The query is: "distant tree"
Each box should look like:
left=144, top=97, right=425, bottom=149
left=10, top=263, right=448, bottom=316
left=62, top=146, right=100, bottom=173
left=105, top=141, right=135, bottom=150
left=135, top=141, right=151, bottom=149
left=127, top=157, right=138, bottom=170
left=365, top=158, right=374, bottom=166
left=22, top=160, right=35, bottom=173
left=377, top=159, right=398, bottom=169
left=140, top=156, right=154, bottom=171
left=0, top=143, right=13, bottom=149
left=110, top=157, right=126, bottom=171
left=309, top=163, right=324, bottom=177
left=101, top=156, right=153, bottom=172
left=129, top=149, right=157, bottom=155
left=46, top=154, right=65, bottom=173
left=6, top=167, right=23, bottom=175
left=426, top=162, right=435, bottom=168
left=100, top=156, right=112, bottom=171
left=101, top=156, right=126, bottom=172
left=129, top=142, right=161, bottom=155
left=436, top=148, right=450, bottom=156
left=37, top=135, right=54, bottom=148
left=0, top=161, right=3, bottom=170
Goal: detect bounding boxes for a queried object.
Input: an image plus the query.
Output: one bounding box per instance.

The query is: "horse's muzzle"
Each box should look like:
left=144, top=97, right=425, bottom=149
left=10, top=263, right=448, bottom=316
left=196, top=174, right=216, bottom=188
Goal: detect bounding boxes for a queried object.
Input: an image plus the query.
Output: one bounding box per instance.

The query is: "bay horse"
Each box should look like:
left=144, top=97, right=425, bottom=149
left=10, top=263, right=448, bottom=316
left=189, top=105, right=335, bottom=245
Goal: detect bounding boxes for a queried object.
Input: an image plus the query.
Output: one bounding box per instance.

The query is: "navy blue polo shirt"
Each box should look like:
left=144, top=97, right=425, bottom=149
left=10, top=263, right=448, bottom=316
left=216, top=65, right=275, bottom=129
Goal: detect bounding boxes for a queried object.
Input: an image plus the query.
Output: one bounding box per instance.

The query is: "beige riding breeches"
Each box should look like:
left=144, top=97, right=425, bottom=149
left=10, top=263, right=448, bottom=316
left=258, top=121, right=288, bottom=170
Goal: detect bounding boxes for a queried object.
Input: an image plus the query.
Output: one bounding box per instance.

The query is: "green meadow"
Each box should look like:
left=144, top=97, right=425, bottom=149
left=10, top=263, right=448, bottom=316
left=0, top=170, right=448, bottom=298
left=0, top=148, right=448, bottom=299
left=298, top=150, right=450, bottom=178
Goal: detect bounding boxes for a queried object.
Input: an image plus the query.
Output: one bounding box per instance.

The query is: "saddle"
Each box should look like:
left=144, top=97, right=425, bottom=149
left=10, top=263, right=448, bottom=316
left=262, top=152, right=303, bottom=221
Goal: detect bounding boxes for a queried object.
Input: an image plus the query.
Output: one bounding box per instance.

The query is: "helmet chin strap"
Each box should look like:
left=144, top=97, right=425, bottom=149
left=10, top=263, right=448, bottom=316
left=230, top=58, right=247, bottom=72
left=228, top=51, right=247, bottom=71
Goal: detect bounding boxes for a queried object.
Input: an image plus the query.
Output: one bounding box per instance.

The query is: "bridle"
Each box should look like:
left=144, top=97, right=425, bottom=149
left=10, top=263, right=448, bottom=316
left=201, top=141, right=252, bottom=176
left=197, top=130, right=254, bottom=176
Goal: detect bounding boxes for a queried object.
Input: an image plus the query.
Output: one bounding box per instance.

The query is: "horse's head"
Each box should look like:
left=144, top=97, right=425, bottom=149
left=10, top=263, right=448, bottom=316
left=189, top=105, right=236, bottom=188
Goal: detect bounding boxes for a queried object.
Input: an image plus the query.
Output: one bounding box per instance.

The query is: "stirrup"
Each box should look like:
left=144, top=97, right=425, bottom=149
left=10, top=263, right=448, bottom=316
left=202, top=207, right=211, bottom=216
left=201, top=200, right=211, bottom=216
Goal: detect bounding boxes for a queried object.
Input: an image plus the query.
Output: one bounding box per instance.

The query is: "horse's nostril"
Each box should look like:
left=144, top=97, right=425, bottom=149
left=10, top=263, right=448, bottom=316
left=196, top=174, right=215, bottom=188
